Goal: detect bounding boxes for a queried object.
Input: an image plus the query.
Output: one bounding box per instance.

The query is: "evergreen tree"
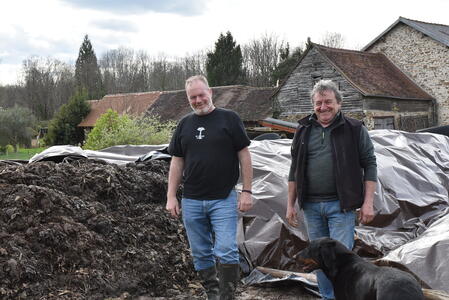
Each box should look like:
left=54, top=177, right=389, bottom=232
left=271, top=43, right=303, bottom=85
left=75, top=35, right=104, bottom=100
left=44, top=88, right=91, bottom=146
left=206, top=31, right=245, bottom=86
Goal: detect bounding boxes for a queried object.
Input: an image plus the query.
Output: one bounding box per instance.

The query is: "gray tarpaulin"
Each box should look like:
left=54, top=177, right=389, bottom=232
left=239, top=130, right=449, bottom=293
left=26, top=130, right=449, bottom=292
left=29, top=144, right=169, bottom=165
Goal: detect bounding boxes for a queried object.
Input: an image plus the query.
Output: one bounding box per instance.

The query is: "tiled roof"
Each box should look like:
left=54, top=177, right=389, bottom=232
left=147, top=85, right=275, bottom=122
left=78, top=92, right=161, bottom=127
left=315, top=44, right=434, bottom=100
left=363, top=16, right=449, bottom=50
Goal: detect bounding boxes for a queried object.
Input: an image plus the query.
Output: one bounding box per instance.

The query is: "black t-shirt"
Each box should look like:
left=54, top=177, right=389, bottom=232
left=168, top=108, right=250, bottom=200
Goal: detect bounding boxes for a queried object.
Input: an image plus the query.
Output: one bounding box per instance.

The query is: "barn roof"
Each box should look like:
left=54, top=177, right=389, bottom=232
left=363, top=16, right=449, bottom=50
left=78, top=92, right=161, bottom=127
left=315, top=44, right=434, bottom=100
left=147, top=85, right=275, bottom=122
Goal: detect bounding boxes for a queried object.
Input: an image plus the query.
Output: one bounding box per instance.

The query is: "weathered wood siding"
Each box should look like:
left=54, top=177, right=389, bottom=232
left=364, top=98, right=432, bottom=112
left=275, top=47, right=363, bottom=119
left=363, top=96, right=432, bottom=131
left=274, top=46, right=433, bottom=131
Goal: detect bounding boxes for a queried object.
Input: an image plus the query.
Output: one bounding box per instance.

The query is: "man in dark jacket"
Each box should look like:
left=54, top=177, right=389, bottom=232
left=286, top=79, right=377, bottom=300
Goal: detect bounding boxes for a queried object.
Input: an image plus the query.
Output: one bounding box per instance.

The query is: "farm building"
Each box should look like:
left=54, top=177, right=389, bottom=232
left=273, top=43, right=435, bottom=132
left=145, top=85, right=275, bottom=135
left=363, top=17, right=449, bottom=126
left=78, top=91, right=161, bottom=129
left=79, top=85, right=275, bottom=137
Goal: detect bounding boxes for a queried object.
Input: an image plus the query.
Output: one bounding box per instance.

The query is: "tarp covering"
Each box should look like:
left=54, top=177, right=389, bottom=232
left=239, top=130, right=449, bottom=293
left=26, top=129, right=449, bottom=292
left=29, top=145, right=169, bottom=165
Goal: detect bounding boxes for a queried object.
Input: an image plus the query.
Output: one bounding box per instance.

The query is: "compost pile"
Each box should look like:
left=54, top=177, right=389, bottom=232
left=0, top=159, right=200, bottom=300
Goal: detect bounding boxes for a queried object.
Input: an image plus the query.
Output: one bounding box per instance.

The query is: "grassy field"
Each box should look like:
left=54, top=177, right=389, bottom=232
left=0, top=147, right=47, bottom=161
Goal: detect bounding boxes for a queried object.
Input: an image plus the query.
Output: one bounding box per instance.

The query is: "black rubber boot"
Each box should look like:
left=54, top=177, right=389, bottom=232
left=198, top=266, right=219, bottom=300
left=218, top=263, right=240, bottom=300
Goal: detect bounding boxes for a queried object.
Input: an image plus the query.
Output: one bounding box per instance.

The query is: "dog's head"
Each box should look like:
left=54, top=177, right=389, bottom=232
left=295, top=237, right=348, bottom=279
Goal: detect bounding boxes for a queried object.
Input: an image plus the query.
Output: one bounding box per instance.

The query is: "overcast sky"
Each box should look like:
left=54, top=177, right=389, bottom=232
left=1, top=0, right=448, bottom=85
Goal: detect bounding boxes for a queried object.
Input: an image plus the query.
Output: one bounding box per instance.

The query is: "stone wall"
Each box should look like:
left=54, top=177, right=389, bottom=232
left=367, top=23, right=449, bottom=125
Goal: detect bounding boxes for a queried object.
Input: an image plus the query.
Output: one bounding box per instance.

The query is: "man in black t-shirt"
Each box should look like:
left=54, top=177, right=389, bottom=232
left=166, top=75, right=253, bottom=300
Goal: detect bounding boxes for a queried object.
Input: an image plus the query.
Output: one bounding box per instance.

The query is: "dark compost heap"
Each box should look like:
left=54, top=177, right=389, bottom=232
left=0, top=159, right=200, bottom=300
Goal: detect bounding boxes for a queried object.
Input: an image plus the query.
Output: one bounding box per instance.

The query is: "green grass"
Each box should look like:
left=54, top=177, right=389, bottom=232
left=0, top=147, right=47, bottom=161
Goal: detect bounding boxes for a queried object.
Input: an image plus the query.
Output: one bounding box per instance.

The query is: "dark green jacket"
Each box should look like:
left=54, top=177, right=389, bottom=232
left=289, top=113, right=377, bottom=211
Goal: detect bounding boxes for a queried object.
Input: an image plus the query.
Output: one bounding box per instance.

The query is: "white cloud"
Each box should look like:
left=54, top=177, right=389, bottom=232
left=59, top=0, right=208, bottom=16
left=0, top=64, right=23, bottom=85
left=89, top=19, right=138, bottom=33
left=1, top=0, right=448, bottom=85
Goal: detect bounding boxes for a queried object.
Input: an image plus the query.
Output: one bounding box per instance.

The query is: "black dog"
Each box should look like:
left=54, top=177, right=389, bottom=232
left=296, top=237, right=424, bottom=300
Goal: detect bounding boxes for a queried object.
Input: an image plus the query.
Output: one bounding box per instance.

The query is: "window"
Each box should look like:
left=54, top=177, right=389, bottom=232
left=399, top=116, right=429, bottom=132
left=311, top=74, right=322, bottom=86
left=374, top=117, right=395, bottom=129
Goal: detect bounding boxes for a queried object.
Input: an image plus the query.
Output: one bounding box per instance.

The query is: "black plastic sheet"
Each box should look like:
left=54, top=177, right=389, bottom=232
left=24, top=130, right=449, bottom=292
left=239, top=130, right=449, bottom=292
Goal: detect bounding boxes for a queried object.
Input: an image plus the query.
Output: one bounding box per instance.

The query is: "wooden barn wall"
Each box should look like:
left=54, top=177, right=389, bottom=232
left=363, top=96, right=432, bottom=131
left=275, top=47, right=363, bottom=121
left=364, top=98, right=432, bottom=112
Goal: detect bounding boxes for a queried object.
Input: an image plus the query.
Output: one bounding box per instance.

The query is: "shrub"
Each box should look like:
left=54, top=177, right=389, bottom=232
left=83, top=110, right=175, bottom=150
left=0, top=145, right=19, bottom=155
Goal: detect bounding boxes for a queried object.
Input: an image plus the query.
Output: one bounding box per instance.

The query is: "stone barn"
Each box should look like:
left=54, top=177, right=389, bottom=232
left=363, top=17, right=449, bottom=126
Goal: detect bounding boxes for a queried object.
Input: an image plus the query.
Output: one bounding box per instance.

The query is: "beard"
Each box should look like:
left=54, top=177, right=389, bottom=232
left=191, top=101, right=214, bottom=115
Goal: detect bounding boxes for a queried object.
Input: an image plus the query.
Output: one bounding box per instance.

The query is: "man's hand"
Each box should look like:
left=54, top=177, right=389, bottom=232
left=166, top=156, right=184, bottom=218
left=359, top=180, right=376, bottom=224
left=286, top=205, right=298, bottom=227
left=286, top=181, right=298, bottom=227
left=166, top=196, right=180, bottom=218
left=238, top=191, right=253, bottom=212
left=359, top=201, right=374, bottom=224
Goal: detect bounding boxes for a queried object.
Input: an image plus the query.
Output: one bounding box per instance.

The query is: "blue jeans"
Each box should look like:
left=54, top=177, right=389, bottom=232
left=182, top=190, right=239, bottom=271
left=302, top=200, right=356, bottom=300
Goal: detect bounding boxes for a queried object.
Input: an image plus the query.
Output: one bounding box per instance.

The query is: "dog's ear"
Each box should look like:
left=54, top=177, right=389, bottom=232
left=319, top=240, right=338, bottom=279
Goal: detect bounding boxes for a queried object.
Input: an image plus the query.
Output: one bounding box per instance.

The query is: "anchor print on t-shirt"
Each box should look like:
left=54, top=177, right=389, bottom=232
left=195, top=127, right=205, bottom=140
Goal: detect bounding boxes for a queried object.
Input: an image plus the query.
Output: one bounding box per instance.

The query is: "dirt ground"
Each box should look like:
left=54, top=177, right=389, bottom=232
left=0, top=158, right=320, bottom=300
left=128, top=283, right=319, bottom=300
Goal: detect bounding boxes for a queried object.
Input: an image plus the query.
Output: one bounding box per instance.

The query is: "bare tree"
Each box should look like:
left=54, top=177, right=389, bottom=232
left=22, top=57, right=75, bottom=120
left=100, top=47, right=152, bottom=94
left=149, top=54, right=170, bottom=91
left=242, top=33, right=284, bottom=87
left=0, top=84, right=26, bottom=110
left=2, top=46, right=205, bottom=120
left=168, top=51, right=206, bottom=90
left=320, top=31, right=345, bottom=48
left=100, top=48, right=207, bottom=93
